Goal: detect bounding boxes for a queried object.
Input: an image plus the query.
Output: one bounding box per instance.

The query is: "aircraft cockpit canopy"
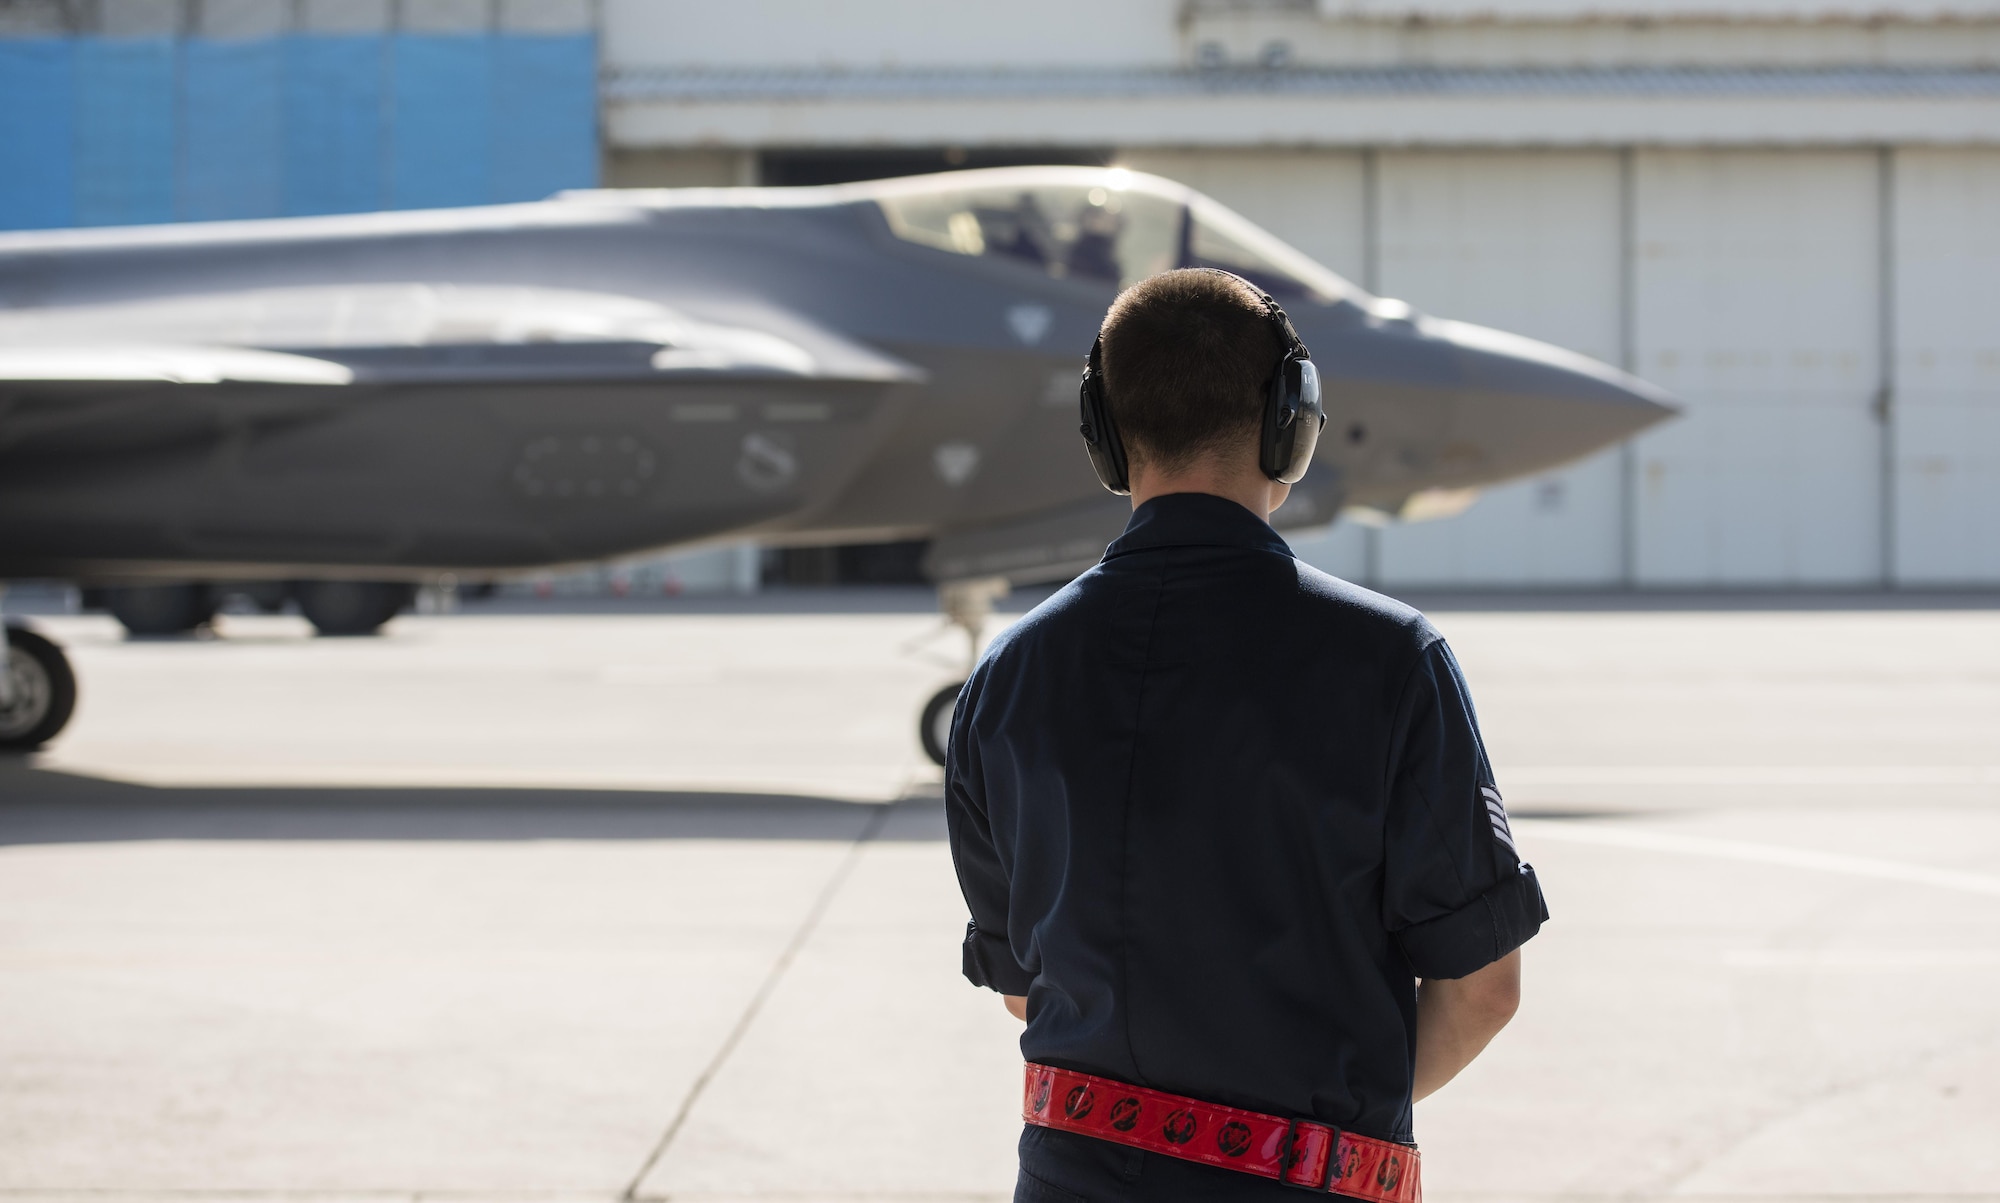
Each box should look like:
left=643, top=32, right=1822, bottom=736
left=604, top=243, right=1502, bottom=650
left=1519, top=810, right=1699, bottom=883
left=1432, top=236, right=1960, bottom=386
left=874, top=170, right=1354, bottom=304
left=1179, top=195, right=1352, bottom=304
left=877, top=177, right=1180, bottom=289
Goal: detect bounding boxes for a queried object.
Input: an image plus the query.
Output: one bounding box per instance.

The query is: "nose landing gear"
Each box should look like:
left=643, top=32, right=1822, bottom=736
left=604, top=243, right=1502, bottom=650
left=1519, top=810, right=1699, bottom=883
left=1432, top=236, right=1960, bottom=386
left=919, top=683, right=960, bottom=769
left=919, top=576, right=1009, bottom=767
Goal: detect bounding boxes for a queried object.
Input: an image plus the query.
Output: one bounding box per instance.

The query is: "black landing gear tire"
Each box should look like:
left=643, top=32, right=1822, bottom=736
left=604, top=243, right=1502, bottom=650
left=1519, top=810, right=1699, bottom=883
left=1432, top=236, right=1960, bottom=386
left=920, top=682, right=963, bottom=768
left=297, top=581, right=414, bottom=637
left=0, top=626, right=78, bottom=751
left=106, top=584, right=217, bottom=636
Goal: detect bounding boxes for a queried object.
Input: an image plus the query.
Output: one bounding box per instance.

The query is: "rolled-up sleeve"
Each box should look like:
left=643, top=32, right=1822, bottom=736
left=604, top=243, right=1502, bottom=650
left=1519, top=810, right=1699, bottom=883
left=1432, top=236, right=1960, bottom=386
left=1382, top=638, right=1548, bottom=980
left=945, top=680, right=1037, bottom=996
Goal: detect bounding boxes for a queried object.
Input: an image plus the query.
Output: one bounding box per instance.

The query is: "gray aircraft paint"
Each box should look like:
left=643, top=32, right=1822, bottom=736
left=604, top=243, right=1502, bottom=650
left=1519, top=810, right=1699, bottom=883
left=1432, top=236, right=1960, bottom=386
left=0, top=167, right=1675, bottom=587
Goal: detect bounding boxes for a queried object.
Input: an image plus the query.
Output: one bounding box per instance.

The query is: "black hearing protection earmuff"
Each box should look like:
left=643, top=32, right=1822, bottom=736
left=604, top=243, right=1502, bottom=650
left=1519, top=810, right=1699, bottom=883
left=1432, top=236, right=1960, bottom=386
left=1078, top=271, right=1325, bottom=496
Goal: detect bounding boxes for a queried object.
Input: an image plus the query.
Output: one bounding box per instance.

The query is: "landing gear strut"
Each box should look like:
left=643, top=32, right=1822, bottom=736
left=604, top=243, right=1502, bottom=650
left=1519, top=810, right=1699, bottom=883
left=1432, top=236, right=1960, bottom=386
left=919, top=576, right=1008, bottom=767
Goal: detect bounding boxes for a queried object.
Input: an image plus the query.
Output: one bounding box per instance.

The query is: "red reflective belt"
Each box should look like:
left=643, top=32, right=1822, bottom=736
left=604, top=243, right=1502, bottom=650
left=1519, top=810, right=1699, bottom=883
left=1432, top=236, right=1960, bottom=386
left=1023, top=1062, right=1421, bottom=1203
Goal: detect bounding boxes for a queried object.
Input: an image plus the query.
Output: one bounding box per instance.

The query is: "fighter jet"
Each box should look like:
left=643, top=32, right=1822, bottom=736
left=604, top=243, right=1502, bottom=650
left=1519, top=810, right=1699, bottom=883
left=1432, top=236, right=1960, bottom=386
left=0, top=166, right=1675, bottom=755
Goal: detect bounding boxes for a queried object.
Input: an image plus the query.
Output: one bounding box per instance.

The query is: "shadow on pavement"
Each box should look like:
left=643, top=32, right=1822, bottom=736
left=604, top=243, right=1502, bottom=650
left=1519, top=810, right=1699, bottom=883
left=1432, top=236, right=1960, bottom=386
left=12, top=581, right=1997, bottom=620
left=430, top=585, right=2000, bottom=616
left=0, top=763, right=1629, bottom=848
left=1391, top=588, right=2000, bottom=612
left=0, top=762, right=947, bottom=846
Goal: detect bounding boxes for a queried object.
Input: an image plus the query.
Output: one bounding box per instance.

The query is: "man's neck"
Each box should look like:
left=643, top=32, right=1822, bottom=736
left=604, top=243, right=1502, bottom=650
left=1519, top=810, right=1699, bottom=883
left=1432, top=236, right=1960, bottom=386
left=1127, top=456, right=1289, bottom=521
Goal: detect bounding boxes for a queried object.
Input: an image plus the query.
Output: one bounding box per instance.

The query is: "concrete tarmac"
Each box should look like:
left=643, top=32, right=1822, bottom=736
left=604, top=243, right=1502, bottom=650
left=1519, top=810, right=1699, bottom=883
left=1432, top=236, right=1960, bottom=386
left=2, top=596, right=1998, bottom=1202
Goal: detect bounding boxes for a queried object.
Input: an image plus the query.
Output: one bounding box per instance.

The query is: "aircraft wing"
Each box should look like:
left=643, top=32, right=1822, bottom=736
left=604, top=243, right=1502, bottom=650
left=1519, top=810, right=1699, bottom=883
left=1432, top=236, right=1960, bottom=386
left=0, top=346, right=358, bottom=385
left=0, top=284, right=925, bottom=388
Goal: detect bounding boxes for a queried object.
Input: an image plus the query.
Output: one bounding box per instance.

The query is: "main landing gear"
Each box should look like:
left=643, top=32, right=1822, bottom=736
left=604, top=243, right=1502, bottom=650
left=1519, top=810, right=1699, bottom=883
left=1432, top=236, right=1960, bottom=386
left=919, top=576, right=1009, bottom=767
left=100, top=581, right=416, bottom=637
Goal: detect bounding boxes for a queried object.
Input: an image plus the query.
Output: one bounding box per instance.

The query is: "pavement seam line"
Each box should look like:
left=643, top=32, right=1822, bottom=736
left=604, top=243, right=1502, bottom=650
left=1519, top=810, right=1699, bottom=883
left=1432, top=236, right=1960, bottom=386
left=1520, top=820, right=2000, bottom=896
left=617, top=802, right=895, bottom=1201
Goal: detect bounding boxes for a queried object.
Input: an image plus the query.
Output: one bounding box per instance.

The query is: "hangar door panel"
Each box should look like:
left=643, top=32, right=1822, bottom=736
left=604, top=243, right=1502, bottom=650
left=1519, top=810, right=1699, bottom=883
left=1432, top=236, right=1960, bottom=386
left=1632, top=150, right=1883, bottom=586
left=1371, top=150, right=1625, bottom=587
left=1892, top=149, right=2000, bottom=585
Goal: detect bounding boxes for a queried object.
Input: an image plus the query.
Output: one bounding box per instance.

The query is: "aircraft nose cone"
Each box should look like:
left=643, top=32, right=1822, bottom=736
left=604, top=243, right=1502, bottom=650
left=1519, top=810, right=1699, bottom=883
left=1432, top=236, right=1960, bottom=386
left=1426, top=316, right=1680, bottom=476
left=1284, top=299, right=1679, bottom=516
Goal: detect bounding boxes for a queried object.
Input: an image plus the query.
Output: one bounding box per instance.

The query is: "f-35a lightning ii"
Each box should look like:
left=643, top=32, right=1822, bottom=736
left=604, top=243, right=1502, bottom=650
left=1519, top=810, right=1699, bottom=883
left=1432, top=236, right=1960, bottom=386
left=0, top=166, right=1675, bottom=755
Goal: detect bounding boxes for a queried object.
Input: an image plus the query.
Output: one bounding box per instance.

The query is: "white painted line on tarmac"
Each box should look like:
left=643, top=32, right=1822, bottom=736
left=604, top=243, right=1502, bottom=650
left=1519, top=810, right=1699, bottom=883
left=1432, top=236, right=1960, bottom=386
left=1516, top=820, right=2000, bottom=897
left=1506, top=765, right=2000, bottom=786
left=20, top=758, right=912, bottom=801
left=1724, top=948, right=2000, bottom=969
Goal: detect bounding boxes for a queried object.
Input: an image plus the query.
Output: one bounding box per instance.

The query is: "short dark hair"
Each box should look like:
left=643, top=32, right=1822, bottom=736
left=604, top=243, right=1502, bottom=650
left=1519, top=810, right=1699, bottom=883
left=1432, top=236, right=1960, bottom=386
left=1098, top=268, right=1280, bottom=474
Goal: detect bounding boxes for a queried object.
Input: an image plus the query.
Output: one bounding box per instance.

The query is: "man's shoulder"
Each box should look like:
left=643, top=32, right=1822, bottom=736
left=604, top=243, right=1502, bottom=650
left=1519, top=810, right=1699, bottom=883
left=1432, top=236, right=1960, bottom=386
left=1286, top=558, right=1441, bottom=651
left=978, top=554, right=1439, bottom=671
left=974, top=577, right=1092, bottom=668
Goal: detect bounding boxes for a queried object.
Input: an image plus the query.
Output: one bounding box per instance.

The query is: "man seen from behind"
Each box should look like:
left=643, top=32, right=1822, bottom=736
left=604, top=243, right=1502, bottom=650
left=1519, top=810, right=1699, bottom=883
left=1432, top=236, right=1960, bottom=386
left=946, top=268, right=1549, bottom=1202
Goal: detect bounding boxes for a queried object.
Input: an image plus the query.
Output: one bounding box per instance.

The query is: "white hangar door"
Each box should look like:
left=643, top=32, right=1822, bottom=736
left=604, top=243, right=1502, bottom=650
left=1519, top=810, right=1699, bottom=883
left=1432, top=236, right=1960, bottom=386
left=1893, top=149, right=2000, bottom=585
left=1632, top=150, right=1885, bottom=586
left=1371, top=151, right=1626, bottom=587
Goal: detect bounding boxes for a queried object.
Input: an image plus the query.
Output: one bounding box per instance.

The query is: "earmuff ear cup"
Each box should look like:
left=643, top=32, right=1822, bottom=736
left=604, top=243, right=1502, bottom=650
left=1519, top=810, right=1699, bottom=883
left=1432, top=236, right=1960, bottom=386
left=1276, top=359, right=1326, bottom=484
left=1252, top=289, right=1324, bottom=485
left=1258, top=357, right=1294, bottom=482
left=1261, top=355, right=1327, bottom=485
left=1079, top=338, right=1130, bottom=495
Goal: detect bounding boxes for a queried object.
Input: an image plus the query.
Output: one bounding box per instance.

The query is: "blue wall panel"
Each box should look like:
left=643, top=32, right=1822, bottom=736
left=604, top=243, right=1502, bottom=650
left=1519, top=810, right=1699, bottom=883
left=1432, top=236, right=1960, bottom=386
left=0, top=39, right=76, bottom=230
left=0, top=33, right=595, bottom=230
left=283, top=35, right=385, bottom=216
left=389, top=34, right=493, bottom=210
left=73, top=38, right=175, bottom=226
left=180, top=39, right=284, bottom=221
left=494, top=35, right=598, bottom=203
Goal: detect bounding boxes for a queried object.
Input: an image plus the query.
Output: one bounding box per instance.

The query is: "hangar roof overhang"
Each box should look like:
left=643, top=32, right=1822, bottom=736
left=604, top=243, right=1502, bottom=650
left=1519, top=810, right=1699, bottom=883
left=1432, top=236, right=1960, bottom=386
left=1304, top=1, right=2000, bottom=19
left=605, top=65, right=2000, bottom=149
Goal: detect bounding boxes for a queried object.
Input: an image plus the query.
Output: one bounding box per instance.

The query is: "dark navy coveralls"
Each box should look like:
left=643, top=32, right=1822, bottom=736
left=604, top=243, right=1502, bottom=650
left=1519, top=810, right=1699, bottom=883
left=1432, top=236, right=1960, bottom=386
left=945, top=493, right=1548, bottom=1203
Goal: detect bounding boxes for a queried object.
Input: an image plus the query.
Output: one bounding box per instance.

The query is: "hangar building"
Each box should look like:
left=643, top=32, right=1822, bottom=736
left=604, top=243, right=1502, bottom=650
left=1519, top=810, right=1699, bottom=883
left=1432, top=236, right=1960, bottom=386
left=4, top=0, right=1997, bottom=591
left=603, top=0, right=2000, bottom=591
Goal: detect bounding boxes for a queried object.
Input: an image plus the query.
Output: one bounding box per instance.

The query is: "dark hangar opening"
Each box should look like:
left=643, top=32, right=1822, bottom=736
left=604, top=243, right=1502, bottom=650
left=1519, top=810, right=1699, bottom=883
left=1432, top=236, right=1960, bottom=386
left=755, top=145, right=1113, bottom=187
left=758, top=145, right=1109, bottom=587
left=761, top=541, right=934, bottom=588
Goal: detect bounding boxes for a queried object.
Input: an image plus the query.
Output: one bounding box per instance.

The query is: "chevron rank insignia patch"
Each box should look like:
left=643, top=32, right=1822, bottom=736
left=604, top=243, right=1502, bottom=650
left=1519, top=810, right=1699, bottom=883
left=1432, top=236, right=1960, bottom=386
left=1480, top=784, right=1516, bottom=856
